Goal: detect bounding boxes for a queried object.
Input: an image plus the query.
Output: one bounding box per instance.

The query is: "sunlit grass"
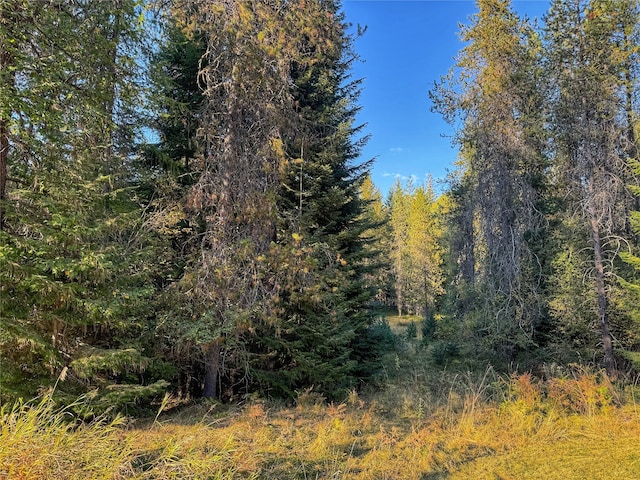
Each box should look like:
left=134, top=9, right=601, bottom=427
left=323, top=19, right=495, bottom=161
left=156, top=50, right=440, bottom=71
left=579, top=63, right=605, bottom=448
left=2, top=366, right=640, bottom=478
left=0, top=395, right=132, bottom=479
left=384, top=312, right=423, bottom=338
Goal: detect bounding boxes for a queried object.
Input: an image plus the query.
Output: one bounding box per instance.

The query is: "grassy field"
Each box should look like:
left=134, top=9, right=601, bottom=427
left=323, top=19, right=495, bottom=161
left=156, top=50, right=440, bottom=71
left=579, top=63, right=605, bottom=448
left=2, top=318, right=640, bottom=479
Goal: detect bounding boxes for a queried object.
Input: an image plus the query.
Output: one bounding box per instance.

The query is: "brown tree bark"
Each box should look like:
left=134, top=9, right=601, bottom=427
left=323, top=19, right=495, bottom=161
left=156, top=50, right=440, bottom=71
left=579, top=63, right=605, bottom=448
left=202, top=338, right=222, bottom=399
left=589, top=212, right=615, bottom=375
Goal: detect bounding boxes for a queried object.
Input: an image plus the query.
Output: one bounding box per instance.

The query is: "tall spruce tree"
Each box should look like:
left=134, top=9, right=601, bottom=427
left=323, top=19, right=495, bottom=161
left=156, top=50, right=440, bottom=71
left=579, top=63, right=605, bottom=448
left=617, top=0, right=640, bottom=370
left=246, top=0, right=381, bottom=398
left=160, top=0, right=379, bottom=400
left=160, top=0, right=301, bottom=399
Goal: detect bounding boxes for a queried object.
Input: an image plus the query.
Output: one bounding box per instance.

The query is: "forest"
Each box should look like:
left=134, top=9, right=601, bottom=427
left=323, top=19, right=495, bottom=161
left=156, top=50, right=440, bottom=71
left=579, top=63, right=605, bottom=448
left=1, top=0, right=640, bottom=478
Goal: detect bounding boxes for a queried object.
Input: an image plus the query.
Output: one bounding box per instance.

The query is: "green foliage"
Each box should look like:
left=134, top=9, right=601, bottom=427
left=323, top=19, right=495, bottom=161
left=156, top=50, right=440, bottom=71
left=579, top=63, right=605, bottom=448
left=233, top=1, right=383, bottom=399
left=421, top=315, right=437, bottom=345
left=70, top=348, right=175, bottom=383
left=387, top=179, right=446, bottom=317
left=0, top=0, right=171, bottom=407
left=350, top=318, right=399, bottom=381
left=406, top=321, right=418, bottom=341
left=427, top=340, right=460, bottom=367
left=77, top=380, right=171, bottom=418
left=5, top=0, right=638, bottom=414
left=431, top=0, right=547, bottom=362
left=359, top=175, right=394, bottom=307
left=620, top=350, right=640, bottom=370
left=547, top=243, right=597, bottom=352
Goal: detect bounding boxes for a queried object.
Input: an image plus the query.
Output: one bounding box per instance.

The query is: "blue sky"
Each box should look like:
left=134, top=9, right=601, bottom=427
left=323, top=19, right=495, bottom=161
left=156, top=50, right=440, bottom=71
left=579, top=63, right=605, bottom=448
left=341, top=0, right=551, bottom=196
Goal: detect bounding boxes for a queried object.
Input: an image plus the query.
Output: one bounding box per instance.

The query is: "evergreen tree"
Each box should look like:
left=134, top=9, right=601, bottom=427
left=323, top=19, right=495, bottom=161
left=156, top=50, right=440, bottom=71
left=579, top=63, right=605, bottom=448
left=359, top=175, right=393, bottom=308
left=387, top=178, right=446, bottom=317
left=0, top=1, right=168, bottom=406
left=544, top=0, right=639, bottom=373
left=431, top=0, right=547, bottom=361
left=388, top=178, right=412, bottom=316
left=138, top=13, right=208, bottom=397
left=158, top=0, right=380, bottom=400
left=619, top=148, right=640, bottom=370
left=247, top=0, right=381, bottom=397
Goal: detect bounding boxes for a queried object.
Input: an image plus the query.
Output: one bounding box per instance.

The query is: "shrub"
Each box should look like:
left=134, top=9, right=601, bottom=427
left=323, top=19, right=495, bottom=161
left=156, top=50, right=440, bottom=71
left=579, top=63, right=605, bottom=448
left=428, top=340, right=459, bottom=366
left=422, top=314, right=437, bottom=345
left=406, top=321, right=417, bottom=341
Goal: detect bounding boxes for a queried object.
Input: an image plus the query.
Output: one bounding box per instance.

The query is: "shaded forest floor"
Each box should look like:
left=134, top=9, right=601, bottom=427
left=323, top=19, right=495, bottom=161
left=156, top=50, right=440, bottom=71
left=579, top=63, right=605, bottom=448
left=2, top=317, right=640, bottom=479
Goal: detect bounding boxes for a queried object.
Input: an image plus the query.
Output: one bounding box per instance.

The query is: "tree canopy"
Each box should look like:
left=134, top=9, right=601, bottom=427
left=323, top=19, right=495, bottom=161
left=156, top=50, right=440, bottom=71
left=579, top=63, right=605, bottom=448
left=1, top=0, right=639, bottom=411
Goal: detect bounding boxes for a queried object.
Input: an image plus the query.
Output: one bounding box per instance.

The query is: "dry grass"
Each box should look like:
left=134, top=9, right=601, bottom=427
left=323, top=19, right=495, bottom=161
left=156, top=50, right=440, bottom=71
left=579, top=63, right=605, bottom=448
left=3, top=368, right=640, bottom=479
left=385, top=313, right=423, bottom=339
left=2, top=335, right=639, bottom=479
left=0, top=396, right=132, bottom=479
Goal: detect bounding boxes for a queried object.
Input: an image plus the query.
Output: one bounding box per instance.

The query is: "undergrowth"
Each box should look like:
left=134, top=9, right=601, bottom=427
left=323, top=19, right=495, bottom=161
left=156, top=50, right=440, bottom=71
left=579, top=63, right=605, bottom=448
left=2, top=328, right=640, bottom=479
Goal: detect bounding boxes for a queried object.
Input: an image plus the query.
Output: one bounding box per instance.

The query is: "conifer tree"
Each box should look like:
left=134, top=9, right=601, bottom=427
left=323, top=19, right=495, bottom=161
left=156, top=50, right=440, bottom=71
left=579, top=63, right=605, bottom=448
left=544, top=0, right=639, bottom=373
left=359, top=175, right=393, bottom=307
left=388, top=179, right=411, bottom=316
left=246, top=0, right=381, bottom=397
left=388, top=179, right=446, bottom=317
left=0, top=1, right=166, bottom=406
left=160, top=0, right=379, bottom=399
left=136, top=13, right=209, bottom=396
left=619, top=144, right=640, bottom=369
left=405, top=180, right=446, bottom=318
left=431, top=0, right=547, bottom=361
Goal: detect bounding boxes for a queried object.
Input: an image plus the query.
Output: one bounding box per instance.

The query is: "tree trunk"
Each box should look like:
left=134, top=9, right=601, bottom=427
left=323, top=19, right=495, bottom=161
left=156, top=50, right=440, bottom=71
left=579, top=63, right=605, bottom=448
left=0, top=32, right=13, bottom=232
left=0, top=118, right=8, bottom=232
left=202, top=339, right=222, bottom=399
left=101, top=2, right=121, bottom=200
left=590, top=212, right=615, bottom=375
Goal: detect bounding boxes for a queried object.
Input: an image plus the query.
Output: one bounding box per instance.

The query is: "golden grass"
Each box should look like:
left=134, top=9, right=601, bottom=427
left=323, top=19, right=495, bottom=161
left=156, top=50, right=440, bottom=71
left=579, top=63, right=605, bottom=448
left=451, top=405, right=640, bottom=479
left=3, top=372, right=640, bottom=479
left=0, top=397, right=132, bottom=479
left=385, top=313, right=423, bottom=338
left=3, top=366, right=640, bottom=479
